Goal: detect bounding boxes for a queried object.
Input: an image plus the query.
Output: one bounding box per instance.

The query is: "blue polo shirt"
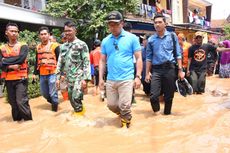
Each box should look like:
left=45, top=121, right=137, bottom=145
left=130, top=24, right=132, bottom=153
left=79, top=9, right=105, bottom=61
left=101, top=30, right=141, bottom=81
left=146, top=31, right=181, bottom=65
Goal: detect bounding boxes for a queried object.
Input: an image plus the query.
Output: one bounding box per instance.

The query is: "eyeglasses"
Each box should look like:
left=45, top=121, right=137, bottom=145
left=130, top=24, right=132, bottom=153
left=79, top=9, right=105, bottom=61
left=113, top=41, right=119, bottom=50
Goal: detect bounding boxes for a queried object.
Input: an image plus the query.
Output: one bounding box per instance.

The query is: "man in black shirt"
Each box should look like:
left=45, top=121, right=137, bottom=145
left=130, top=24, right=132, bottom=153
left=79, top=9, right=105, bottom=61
left=187, top=31, right=229, bottom=94
left=0, top=23, right=33, bottom=121
left=187, top=31, right=211, bottom=94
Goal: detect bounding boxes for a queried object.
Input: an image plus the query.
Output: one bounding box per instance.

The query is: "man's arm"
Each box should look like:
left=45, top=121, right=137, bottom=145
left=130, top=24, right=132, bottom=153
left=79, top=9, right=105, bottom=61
left=134, top=50, right=143, bottom=77
left=99, top=54, right=106, bottom=90
left=134, top=50, right=143, bottom=89
left=145, top=37, right=153, bottom=82
left=54, top=46, right=60, bottom=61
left=2, top=45, right=29, bottom=66
left=216, top=47, right=230, bottom=52
left=56, top=47, right=64, bottom=80
left=0, top=50, right=4, bottom=69
left=81, top=43, right=91, bottom=81
left=33, top=51, right=39, bottom=75
left=146, top=61, right=152, bottom=77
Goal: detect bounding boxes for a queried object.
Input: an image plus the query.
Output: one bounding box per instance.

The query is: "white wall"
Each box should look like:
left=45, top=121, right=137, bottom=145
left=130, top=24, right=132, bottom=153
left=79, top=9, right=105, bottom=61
left=172, top=0, right=183, bottom=24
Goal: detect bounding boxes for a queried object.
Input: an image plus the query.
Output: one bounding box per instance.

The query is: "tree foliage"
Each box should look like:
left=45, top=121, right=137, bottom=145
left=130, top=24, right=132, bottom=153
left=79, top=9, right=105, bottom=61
left=223, top=24, right=230, bottom=40
left=19, top=30, right=38, bottom=69
left=45, top=0, right=140, bottom=41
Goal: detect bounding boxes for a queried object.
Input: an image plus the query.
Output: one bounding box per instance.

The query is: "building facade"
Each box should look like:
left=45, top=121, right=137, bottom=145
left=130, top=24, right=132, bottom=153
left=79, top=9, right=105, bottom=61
left=0, top=1, right=70, bottom=42
left=125, top=0, right=222, bottom=44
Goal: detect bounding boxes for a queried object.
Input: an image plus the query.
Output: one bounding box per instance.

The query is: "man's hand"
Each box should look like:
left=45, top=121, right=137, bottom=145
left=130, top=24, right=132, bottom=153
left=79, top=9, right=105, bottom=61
left=81, top=80, right=87, bottom=89
left=178, top=70, right=185, bottom=80
left=8, top=64, right=20, bottom=70
left=56, top=80, right=60, bottom=89
left=81, top=80, right=88, bottom=94
left=186, top=70, right=190, bottom=77
left=134, top=77, right=141, bottom=89
left=145, top=72, right=152, bottom=83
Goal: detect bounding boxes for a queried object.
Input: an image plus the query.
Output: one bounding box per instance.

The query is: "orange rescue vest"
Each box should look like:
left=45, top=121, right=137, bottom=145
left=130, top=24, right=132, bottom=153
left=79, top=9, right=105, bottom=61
left=0, top=43, right=28, bottom=80
left=36, top=42, right=58, bottom=75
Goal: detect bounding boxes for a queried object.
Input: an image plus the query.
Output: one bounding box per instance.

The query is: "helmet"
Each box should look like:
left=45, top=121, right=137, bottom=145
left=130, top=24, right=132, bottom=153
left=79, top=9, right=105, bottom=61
left=94, top=39, right=101, bottom=47
left=175, top=78, right=193, bottom=97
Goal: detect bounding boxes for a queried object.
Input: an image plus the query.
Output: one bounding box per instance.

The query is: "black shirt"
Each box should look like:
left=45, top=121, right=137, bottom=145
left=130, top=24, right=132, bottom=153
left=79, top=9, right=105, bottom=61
left=188, top=43, right=216, bottom=72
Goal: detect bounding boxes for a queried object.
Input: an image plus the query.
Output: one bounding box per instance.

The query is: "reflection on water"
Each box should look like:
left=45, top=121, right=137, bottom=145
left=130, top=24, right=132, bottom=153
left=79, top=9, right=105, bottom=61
left=0, top=76, right=229, bottom=153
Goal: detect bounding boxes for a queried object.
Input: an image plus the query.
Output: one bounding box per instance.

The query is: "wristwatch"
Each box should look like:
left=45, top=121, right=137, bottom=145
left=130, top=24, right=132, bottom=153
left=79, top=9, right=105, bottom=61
left=135, top=75, right=141, bottom=80
left=178, top=67, right=183, bottom=71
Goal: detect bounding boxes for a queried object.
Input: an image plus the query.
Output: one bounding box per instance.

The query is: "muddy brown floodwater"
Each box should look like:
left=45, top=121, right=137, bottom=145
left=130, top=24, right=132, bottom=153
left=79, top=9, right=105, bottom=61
left=0, top=76, right=229, bottom=153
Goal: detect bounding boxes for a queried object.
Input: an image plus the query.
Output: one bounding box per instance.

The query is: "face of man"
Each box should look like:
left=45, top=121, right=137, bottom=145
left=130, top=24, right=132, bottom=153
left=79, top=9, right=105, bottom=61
left=108, top=21, right=123, bottom=37
left=153, top=17, right=166, bottom=33
left=142, top=39, right=148, bottom=47
left=49, top=36, right=56, bottom=42
left=195, top=36, right=203, bottom=45
left=39, top=30, right=50, bottom=44
left=5, top=26, right=19, bottom=41
left=64, top=26, right=76, bottom=42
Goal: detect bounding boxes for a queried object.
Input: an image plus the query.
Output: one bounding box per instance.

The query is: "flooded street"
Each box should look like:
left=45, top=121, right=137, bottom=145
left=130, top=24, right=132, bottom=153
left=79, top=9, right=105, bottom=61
left=0, top=76, right=229, bottom=153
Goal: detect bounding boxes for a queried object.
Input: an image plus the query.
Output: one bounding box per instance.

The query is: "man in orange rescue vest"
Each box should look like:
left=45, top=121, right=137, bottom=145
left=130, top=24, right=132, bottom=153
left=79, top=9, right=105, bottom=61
left=33, top=26, right=59, bottom=112
left=0, top=23, right=33, bottom=121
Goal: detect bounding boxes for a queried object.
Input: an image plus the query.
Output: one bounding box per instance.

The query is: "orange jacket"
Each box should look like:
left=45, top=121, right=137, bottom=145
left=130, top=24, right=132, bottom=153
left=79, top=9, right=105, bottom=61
left=1, top=43, right=28, bottom=80
left=90, top=47, right=101, bottom=67
left=36, top=42, right=59, bottom=75
left=182, top=42, right=191, bottom=68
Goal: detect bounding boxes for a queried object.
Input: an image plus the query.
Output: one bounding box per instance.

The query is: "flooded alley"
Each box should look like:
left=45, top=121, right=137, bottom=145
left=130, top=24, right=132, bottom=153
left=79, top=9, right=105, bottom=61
left=0, top=76, right=229, bottom=153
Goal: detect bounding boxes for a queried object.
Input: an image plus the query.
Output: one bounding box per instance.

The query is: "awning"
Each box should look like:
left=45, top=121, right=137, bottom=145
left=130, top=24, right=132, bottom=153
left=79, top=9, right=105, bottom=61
left=173, top=23, right=223, bottom=35
left=124, top=18, right=175, bottom=34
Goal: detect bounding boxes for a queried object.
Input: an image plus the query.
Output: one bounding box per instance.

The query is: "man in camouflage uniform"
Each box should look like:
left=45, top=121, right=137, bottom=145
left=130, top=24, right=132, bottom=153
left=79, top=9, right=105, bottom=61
left=56, top=21, right=91, bottom=116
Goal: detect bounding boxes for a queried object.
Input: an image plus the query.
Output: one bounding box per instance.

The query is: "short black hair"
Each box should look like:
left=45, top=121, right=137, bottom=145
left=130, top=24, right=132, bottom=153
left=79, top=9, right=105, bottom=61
left=123, top=22, right=132, bottom=32
left=153, top=14, right=166, bottom=23
left=38, top=26, right=50, bottom=34
left=64, top=21, right=76, bottom=28
left=94, top=39, right=101, bottom=47
left=6, top=23, right=18, bottom=30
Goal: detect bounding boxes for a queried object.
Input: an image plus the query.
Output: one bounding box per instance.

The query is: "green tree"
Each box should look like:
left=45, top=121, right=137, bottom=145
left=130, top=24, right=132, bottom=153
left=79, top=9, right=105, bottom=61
left=45, top=0, right=140, bottom=41
left=51, top=28, right=62, bottom=43
left=19, top=30, right=38, bottom=69
left=223, top=24, right=230, bottom=40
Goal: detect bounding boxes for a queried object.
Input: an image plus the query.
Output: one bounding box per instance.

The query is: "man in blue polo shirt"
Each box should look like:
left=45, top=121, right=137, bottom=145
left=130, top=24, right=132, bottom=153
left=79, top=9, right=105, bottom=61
left=145, top=14, right=185, bottom=115
left=99, top=11, right=142, bottom=128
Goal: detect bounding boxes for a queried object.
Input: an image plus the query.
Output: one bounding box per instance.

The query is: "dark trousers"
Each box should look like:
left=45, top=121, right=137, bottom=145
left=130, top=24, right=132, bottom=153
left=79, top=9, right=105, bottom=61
left=150, top=68, right=176, bottom=115
left=6, top=79, right=32, bottom=121
left=189, top=70, right=206, bottom=93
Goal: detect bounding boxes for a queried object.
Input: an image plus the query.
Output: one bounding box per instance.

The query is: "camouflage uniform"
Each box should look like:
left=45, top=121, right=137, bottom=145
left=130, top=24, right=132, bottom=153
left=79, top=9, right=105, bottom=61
left=56, top=38, right=91, bottom=112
